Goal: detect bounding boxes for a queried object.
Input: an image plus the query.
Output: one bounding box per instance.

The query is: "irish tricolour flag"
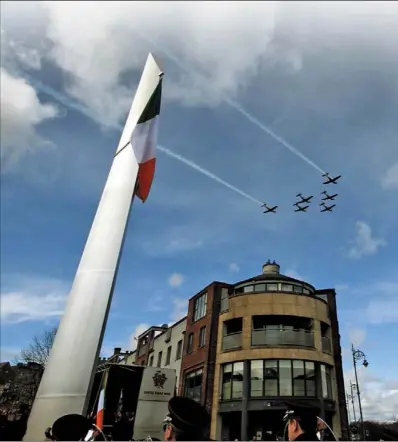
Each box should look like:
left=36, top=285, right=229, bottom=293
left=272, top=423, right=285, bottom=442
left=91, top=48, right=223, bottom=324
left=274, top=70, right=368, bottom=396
left=131, top=75, right=162, bottom=202
left=96, top=388, right=105, bottom=430
left=115, top=53, right=163, bottom=203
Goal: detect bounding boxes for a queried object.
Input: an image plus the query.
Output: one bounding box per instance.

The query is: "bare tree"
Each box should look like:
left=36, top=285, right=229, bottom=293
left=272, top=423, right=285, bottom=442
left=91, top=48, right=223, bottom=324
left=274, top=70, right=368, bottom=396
left=17, top=327, right=57, bottom=366
left=0, top=328, right=57, bottom=424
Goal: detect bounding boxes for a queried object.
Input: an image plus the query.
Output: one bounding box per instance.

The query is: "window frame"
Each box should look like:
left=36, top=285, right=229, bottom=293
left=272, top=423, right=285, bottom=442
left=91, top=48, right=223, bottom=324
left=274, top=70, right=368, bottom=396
left=176, top=340, right=183, bottom=360
left=199, top=326, right=206, bottom=347
left=248, top=359, right=318, bottom=398
left=157, top=351, right=162, bottom=368
left=221, top=361, right=244, bottom=400
left=183, top=368, right=203, bottom=403
left=187, top=333, right=194, bottom=354
left=165, top=346, right=172, bottom=366
left=220, top=288, right=229, bottom=312
left=193, top=292, right=208, bottom=322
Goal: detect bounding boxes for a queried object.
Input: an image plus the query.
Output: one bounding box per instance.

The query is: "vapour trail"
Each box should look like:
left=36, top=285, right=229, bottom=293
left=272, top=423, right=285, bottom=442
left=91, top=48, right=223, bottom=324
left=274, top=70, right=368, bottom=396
left=22, top=72, right=263, bottom=206
left=138, top=33, right=326, bottom=175
left=157, top=145, right=263, bottom=205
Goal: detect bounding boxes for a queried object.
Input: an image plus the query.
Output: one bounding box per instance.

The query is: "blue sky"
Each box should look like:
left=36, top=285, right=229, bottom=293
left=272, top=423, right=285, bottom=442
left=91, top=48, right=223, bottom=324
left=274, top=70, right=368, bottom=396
left=1, top=1, right=397, bottom=420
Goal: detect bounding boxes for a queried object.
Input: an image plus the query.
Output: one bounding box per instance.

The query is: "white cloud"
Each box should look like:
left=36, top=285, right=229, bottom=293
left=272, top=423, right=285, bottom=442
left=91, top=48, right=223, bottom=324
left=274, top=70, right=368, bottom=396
left=347, top=221, right=386, bottom=259
left=128, top=323, right=150, bottom=350
left=0, top=68, right=59, bottom=170
left=168, top=273, right=184, bottom=288
left=344, top=368, right=398, bottom=422
left=0, top=275, right=67, bottom=324
left=340, top=279, right=398, bottom=325
left=170, top=298, right=188, bottom=322
left=381, top=162, right=398, bottom=190
left=2, top=1, right=397, bottom=128
left=348, top=328, right=366, bottom=347
left=229, top=263, right=240, bottom=273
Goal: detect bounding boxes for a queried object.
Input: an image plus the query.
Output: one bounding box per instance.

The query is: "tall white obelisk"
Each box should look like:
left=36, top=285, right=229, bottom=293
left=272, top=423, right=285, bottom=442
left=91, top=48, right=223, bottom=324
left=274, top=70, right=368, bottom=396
left=24, top=54, right=163, bottom=441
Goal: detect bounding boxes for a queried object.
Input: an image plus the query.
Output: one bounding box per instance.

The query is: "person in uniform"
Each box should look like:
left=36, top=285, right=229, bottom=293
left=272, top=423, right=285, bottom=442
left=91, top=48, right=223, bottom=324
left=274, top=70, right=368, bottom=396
left=283, top=401, right=320, bottom=441
left=162, top=396, right=211, bottom=441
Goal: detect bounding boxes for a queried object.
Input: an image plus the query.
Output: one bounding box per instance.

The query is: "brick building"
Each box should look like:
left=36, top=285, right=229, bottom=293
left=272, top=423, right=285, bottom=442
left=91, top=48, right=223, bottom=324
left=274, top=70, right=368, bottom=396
left=127, top=260, right=349, bottom=440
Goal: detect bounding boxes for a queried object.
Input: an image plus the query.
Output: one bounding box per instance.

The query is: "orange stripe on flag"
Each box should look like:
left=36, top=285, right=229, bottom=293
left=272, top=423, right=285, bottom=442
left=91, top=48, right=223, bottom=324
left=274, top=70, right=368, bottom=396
left=96, top=408, right=104, bottom=430
left=135, top=158, right=156, bottom=202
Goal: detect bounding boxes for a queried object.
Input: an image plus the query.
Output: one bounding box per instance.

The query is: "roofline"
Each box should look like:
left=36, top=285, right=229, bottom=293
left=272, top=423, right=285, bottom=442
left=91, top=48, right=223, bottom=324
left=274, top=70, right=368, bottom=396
left=316, top=288, right=337, bottom=294
left=138, top=316, right=188, bottom=341
left=233, top=274, right=316, bottom=291
left=188, top=281, right=231, bottom=302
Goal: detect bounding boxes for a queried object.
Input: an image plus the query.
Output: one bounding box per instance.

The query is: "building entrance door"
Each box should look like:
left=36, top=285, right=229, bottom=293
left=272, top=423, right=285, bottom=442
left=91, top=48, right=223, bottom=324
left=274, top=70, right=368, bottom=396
left=248, top=410, right=286, bottom=441
left=221, top=411, right=241, bottom=441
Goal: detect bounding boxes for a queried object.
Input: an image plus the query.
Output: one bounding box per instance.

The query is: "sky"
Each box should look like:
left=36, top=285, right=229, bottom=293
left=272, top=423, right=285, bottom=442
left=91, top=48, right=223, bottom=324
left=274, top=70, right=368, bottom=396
left=1, top=1, right=398, bottom=422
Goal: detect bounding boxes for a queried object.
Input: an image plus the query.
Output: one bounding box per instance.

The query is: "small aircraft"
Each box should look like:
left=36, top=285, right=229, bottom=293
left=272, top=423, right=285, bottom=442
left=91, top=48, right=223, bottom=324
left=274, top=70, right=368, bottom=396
left=262, top=204, right=278, bottom=214
left=295, top=205, right=309, bottom=212
left=321, top=191, right=338, bottom=201
left=320, top=202, right=336, bottom=212
left=296, top=193, right=314, bottom=204
left=322, top=173, right=341, bottom=184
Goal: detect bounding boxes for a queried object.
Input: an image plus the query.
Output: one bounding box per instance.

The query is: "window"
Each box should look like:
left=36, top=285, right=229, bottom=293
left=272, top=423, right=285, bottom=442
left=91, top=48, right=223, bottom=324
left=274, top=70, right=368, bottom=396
left=187, top=333, right=194, bottom=354
left=193, top=293, right=207, bottom=321
left=249, top=359, right=319, bottom=398
left=279, top=360, right=292, bottom=396
left=251, top=360, right=264, bottom=397
left=165, top=328, right=172, bottom=342
left=281, top=284, right=293, bottom=292
left=221, top=288, right=229, bottom=312
left=255, top=283, right=266, bottom=292
left=199, top=326, right=206, bottom=347
left=303, top=288, right=311, bottom=295
left=305, top=361, right=316, bottom=397
left=148, top=355, right=154, bottom=367
left=232, top=362, right=244, bottom=399
left=165, top=346, right=172, bottom=366
left=184, top=368, right=203, bottom=402
left=294, top=285, right=303, bottom=293
left=157, top=351, right=162, bottom=368
left=321, top=365, right=333, bottom=399
left=264, top=360, right=278, bottom=396
left=222, top=364, right=233, bottom=399
left=267, top=283, right=278, bottom=291
left=221, top=362, right=244, bottom=400
left=292, top=360, right=305, bottom=396
left=176, top=340, right=183, bottom=360
left=243, top=285, right=254, bottom=293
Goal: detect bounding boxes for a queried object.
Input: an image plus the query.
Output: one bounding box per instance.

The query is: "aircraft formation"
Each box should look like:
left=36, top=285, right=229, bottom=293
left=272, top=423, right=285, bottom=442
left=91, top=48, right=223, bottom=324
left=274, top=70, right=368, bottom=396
left=262, top=173, right=341, bottom=215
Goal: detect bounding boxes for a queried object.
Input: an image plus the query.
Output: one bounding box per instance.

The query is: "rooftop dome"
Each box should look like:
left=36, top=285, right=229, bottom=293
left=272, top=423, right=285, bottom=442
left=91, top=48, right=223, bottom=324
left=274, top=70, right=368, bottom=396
left=234, top=260, right=315, bottom=290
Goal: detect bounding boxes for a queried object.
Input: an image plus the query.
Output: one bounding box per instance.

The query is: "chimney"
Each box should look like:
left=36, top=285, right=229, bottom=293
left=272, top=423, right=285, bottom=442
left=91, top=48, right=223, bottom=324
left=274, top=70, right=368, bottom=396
left=114, top=347, right=121, bottom=355
left=262, top=260, right=280, bottom=274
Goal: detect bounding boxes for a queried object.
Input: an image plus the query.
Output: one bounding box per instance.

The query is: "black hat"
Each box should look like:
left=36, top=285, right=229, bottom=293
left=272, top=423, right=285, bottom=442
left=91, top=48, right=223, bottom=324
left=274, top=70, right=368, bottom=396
left=283, top=401, right=319, bottom=432
left=166, top=396, right=210, bottom=433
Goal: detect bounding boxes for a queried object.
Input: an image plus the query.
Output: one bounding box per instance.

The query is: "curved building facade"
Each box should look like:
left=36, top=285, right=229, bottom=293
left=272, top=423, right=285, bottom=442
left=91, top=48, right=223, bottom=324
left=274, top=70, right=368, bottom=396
left=129, top=260, right=348, bottom=441
left=210, top=262, right=347, bottom=441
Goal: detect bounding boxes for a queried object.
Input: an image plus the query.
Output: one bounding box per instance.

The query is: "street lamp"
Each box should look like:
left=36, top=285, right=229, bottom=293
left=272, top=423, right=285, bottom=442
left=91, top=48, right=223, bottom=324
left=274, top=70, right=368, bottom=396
left=352, top=344, right=368, bottom=440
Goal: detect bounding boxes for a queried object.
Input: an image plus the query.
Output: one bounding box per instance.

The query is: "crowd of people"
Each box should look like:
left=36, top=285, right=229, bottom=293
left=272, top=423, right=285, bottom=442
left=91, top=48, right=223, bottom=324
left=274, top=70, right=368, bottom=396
left=45, top=396, right=333, bottom=441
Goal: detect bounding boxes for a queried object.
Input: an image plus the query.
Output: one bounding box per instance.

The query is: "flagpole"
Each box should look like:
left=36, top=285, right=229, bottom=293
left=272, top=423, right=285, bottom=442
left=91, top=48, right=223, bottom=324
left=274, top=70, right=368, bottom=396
left=24, top=54, right=162, bottom=441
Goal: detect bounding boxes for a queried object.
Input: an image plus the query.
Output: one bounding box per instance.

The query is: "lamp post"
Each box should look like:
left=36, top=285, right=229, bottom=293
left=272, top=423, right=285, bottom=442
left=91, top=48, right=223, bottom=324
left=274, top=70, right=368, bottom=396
left=352, top=344, right=368, bottom=440
left=349, top=381, right=357, bottom=423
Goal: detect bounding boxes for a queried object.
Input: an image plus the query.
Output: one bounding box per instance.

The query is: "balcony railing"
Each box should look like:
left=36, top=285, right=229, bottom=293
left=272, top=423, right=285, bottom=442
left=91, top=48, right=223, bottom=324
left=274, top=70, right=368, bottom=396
left=321, top=336, right=332, bottom=354
left=251, top=329, right=315, bottom=348
left=222, top=332, right=242, bottom=351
